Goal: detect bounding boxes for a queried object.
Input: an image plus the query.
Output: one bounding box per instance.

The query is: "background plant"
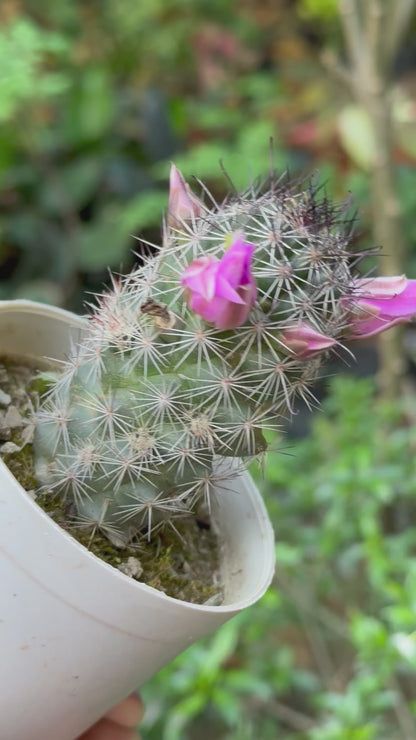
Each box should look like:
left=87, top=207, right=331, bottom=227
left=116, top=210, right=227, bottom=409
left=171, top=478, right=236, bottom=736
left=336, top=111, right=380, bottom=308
left=140, top=377, right=416, bottom=739
left=2, top=1, right=416, bottom=308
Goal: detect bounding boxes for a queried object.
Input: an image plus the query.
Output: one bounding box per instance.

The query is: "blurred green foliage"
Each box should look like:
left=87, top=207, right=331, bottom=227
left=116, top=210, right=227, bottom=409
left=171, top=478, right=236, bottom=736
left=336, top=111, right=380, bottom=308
left=141, top=377, right=416, bottom=739
left=0, top=0, right=277, bottom=308
left=298, top=0, right=338, bottom=22
left=1, top=0, right=415, bottom=309
left=0, top=17, right=69, bottom=122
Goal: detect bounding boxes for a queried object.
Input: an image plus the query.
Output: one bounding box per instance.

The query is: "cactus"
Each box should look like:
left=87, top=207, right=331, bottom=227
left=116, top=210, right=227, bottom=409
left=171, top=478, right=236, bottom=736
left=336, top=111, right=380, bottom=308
left=33, top=166, right=416, bottom=546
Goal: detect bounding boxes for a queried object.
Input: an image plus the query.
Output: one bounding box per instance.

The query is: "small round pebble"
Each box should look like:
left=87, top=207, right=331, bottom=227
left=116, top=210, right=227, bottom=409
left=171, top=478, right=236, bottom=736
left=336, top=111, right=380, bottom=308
left=118, top=557, right=143, bottom=579
left=0, top=389, right=11, bottom=406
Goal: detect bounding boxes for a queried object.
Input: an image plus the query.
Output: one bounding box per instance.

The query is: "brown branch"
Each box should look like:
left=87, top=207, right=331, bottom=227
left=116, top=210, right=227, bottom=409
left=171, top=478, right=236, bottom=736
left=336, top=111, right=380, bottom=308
left=389, top=676, right=416, bottom=739
left=338, top=0, right=366, bottom=73
left=295, top=599, right=336, bottom=688
left=364, top=0, right=385, bottom=76
left=336, top=0, right=410, bottom=396
left=384, top=0, right=416, bottom=70
left=276, top=571, right=349, bottom=639
left=246, top=696, right=315, bottom=732
left=320, top=48, right=355, bottom=95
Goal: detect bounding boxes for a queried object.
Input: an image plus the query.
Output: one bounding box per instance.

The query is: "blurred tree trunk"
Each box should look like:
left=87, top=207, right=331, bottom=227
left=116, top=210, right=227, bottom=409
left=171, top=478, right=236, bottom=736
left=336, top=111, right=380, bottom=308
left=333, top=0, right=415, bottom=397
left=366, top=87, right=404, bottom=396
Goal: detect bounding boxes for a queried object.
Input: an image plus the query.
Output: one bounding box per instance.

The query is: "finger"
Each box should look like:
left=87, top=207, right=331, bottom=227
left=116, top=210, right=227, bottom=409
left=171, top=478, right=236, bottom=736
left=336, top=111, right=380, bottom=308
left=104, top=693, right=144, bottom=727
left=78, top=717, right=140, bottom=740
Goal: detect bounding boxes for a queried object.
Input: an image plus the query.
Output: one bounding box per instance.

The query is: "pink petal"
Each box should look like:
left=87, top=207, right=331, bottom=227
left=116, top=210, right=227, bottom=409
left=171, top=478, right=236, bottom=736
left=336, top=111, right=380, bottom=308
left=349, top=315, right=409, bottom=338
left=362, top=280, right=416, bottom=318
left=281, top=323, right=336, bottom=358
left=181, top=234, right=256, bottom=329
left=216, top=274, right=246, bottom=304
left=354, top=275, right=407, bottom=298
left=346, top=277, right=416, bottom=339
left=219, top=236, right=255, bottom=287
left=214, top=290, right=253, bottom=329
left=182, top=257, right=218, bottom=301
left=168, top=164, right=204, bottom=227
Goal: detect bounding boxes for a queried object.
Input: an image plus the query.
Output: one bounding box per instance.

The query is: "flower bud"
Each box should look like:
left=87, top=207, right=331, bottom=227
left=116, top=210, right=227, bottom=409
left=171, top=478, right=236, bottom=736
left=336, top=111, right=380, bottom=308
left=346, top=275, right=416, bottom=338
left=280, top=323, right=336, bottom=359
left=168, top=164, right=204, bottom=228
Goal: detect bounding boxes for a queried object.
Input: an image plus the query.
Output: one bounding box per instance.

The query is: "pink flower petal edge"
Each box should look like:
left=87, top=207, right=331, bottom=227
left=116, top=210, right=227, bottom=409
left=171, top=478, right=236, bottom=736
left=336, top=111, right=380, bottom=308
left=168, top=164, right=204, bottom=228
left=346, top=276, right=416, bottom=338
left=280, top=323, right=336, bottom=359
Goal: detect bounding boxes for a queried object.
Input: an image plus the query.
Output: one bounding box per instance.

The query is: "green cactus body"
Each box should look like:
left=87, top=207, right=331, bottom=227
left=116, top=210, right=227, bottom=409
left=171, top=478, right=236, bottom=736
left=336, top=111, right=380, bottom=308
left=34, top=173, right=362, bottom=545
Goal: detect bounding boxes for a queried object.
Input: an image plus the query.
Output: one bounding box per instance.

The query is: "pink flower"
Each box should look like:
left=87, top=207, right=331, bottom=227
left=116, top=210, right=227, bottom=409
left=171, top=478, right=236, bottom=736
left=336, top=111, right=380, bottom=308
left=346, top=275, right=416, bottom=338
left=168, top=164, right=204, bottom=228
left=181, top=235, right=257, bottom=329
left=280, top=323, right=336, bottom=359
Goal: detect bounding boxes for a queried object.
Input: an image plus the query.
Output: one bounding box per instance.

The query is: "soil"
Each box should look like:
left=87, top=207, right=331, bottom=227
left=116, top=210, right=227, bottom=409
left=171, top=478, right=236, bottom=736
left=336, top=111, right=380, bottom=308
left=0, top=357, right=223, bottom=605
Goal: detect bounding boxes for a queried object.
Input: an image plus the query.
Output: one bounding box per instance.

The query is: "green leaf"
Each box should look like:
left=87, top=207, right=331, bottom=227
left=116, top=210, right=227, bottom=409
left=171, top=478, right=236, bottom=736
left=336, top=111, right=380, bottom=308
left=0, top=17, right=69, bottom=122
left=71, top=206, right=129, bottom=271
left=298, top=0, right=338, bottom=20
left=38, top=157, right=104, bottom=215
left=337, top=105, right=377, bottom=171
left=164, top=693, right=206, bottom=740
left=225, top=670, right=272, bottom=700
left=119, top=190, right=167, bottom=233
left=65, top=67, right=114, bottom=142
left=211, top=686, right=242, bottom=726
left=12, top=279, right=64, bottom=305
left=198, top=619, right=240, bottom=678
left=154, top=142, right=230, bottom=182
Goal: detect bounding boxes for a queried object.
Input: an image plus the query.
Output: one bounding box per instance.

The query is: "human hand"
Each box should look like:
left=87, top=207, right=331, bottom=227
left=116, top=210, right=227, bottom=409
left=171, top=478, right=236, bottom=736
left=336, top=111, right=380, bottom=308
left=78, top=693, right=144, bottom=740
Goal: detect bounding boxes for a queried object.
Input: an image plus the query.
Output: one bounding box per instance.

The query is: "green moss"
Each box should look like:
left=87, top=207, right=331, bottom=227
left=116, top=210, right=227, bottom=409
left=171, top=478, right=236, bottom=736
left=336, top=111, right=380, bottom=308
left=5, top=444, right=38, bottom=492
left=37, top=489, right=221, bottom=603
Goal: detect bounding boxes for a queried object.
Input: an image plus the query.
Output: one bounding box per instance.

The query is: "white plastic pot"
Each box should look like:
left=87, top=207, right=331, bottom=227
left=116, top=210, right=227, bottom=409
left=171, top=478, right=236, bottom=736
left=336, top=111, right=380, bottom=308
left=0, top=300, right=275, bottom=740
